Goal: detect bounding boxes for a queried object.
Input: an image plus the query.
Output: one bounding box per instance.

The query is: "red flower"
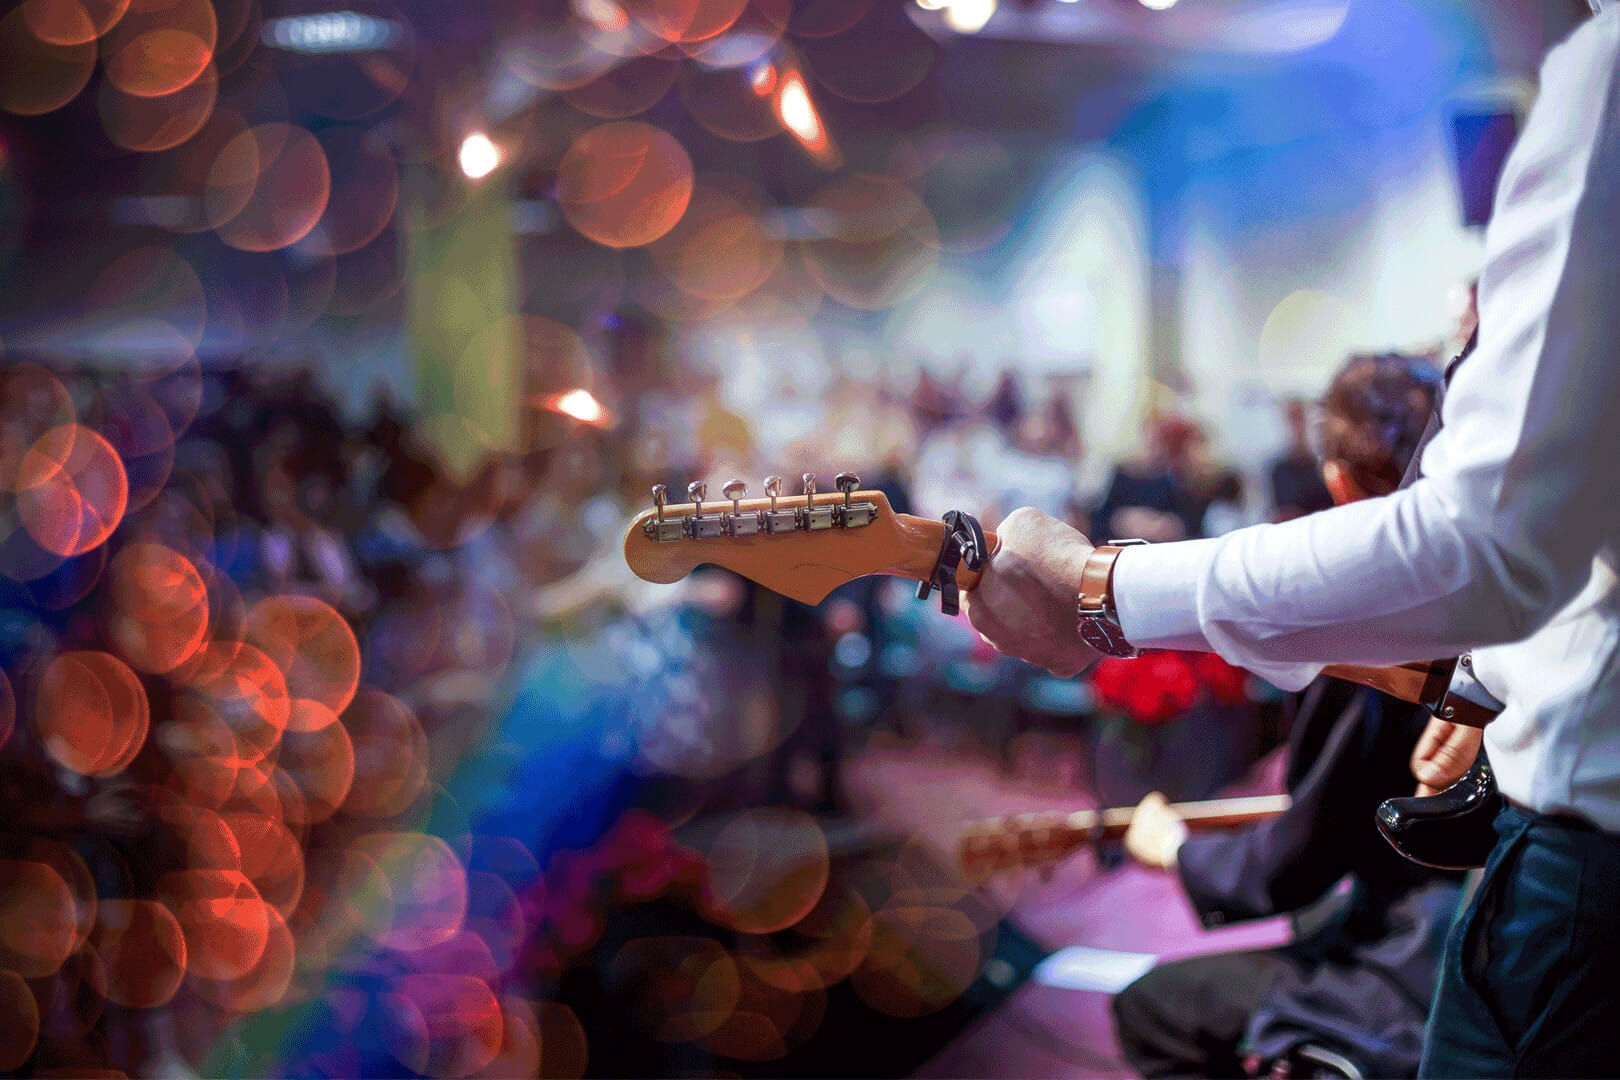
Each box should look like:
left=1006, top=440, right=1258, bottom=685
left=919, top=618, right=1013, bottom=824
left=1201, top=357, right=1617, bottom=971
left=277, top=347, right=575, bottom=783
left=1091, top=651, right=1201, bottom=725
left=1192, top=651, right=1250, bottom=704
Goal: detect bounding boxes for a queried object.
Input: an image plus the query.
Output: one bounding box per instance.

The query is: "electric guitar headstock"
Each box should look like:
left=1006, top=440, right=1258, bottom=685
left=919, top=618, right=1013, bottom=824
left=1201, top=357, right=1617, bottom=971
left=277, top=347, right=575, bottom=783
left=623, top=471, right=995, bottom=612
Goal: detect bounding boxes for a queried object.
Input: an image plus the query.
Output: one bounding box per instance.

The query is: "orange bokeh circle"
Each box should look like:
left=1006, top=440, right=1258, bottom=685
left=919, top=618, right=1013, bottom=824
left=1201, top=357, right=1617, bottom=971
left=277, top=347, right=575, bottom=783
left=98, top=58, right=218, bottom=153
left=90, top=898, right=188, bottom=1008
left=0, top=363, right=76, bottom=494
left=0, top=860, right=79, bottom=978
left=206, top=122, right=332, bottom=252
left=22, top=0, right=131, bottom=45
left=0, top=8, right=96, bottom=116
left=14, top=424, right=128, bottom=558
left=101, top=0, right=217, bottom=99
left=104, top=541, right=209, bottom=674
left=156, top=868, right=271, bottom=981
left=555, top=121, right=694, bottom=249
left=180, top=639, right=292, bottom=765
left=33, top=650, right=150, bottom=778
left=0, top=967, right=39, bottom=1071
left=245, top=595, right=360, bottom=714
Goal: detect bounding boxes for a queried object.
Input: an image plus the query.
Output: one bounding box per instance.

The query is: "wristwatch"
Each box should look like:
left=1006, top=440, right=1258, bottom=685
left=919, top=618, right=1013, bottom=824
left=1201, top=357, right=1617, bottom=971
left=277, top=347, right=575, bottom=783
left=1077, top=539, right=1148, bottom=658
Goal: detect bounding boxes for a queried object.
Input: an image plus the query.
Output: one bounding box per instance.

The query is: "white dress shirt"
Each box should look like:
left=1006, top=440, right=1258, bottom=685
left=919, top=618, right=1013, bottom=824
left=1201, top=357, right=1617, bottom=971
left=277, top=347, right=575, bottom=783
left=1111, top=10, right=1620, bottom=829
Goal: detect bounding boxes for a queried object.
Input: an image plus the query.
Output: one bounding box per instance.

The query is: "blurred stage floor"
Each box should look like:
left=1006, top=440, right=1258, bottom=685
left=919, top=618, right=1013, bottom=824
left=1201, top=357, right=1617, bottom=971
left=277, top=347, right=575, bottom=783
left=843, top=738, right=1291, bottom=1078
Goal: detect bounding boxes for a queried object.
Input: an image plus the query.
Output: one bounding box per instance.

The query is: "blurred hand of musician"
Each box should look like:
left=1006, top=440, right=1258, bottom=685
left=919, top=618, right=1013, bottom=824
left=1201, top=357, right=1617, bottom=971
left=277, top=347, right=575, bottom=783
left=961, top=506, right=1101, bottom=677
left=1124, top=791, right=1190, bottom=870
left=1409, top=716, right=1485, bottom=796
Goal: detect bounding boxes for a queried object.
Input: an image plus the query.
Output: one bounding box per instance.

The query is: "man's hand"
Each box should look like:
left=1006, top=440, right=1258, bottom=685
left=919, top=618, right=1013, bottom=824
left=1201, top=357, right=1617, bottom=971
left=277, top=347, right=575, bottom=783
left=1123, top=791, right=1189, bottom=871
left=1410, top=716, right=1485, bottom=796
left=961, top=507, right=1101, bottom=677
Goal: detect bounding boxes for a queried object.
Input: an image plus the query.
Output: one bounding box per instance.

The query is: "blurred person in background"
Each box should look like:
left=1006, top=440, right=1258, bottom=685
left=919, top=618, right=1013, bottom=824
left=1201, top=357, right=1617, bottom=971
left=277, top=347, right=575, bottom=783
left=1111, top=351, right=1452, bottom=1080
left=1093, top=412, right=1219, bottom=542
left=1268, top=398, right=1336, bottom=522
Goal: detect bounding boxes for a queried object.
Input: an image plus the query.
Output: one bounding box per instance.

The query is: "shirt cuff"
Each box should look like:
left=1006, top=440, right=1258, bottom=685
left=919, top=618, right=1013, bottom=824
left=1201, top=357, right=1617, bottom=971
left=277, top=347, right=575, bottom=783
left=1112, top=538, right=1220, bottom=652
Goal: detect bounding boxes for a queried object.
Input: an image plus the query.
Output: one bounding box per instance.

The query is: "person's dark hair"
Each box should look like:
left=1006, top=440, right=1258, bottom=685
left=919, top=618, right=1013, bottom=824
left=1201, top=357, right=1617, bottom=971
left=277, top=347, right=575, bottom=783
left=1320, top=352, right=1441, bottom=497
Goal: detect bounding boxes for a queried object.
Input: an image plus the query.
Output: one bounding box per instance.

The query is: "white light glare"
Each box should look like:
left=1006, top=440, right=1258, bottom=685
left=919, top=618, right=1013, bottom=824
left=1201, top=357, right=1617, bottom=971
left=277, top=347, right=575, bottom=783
left=914, top=0, right=949, bottom=10
left=263, top=11, right=404, bottom=54
left=944, top=0, right=996, bottom=33
left=1139, top=0, right=1179, bottom=9
left=459, top=133, right=502, bottom=179
left=555, top=389, right=606, bottom=424
left=777, top=74, right=822, bottom=145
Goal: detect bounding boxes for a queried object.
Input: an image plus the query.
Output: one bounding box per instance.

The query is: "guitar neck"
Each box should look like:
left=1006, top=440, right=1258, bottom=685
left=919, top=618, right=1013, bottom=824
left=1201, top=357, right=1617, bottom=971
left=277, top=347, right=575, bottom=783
left=958, top=793, right=1291, bottom=880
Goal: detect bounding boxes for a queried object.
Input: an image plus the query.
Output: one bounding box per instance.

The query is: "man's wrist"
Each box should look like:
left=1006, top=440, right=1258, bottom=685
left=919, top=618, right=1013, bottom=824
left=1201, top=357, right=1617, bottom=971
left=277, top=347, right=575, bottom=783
left=1077, top=541, right=1148, bottom=658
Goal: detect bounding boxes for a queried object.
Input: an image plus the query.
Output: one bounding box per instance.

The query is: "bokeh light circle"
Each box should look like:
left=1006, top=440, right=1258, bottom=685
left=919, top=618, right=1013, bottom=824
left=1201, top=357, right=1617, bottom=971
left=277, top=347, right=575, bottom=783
left=104, top=541, right=209, bottom=673
left=22, top=0, right=133, bottom=46
left=556, top=121, right=694, bottom=249
left=0, top=968, right=39, bottom=1071
left=207, top=122, right=332, bottom=252
left=245, top=595, right=360, bottom=714
left=380, top=974, right=503, bottom=1078
left=101, top=0, right=217, bottom=98
left=800, top=174, right=940, bottom=310
left=306, top=126, right=399, bottom=256
left=342, top=688, right=429, bottom=818
left=156, top=868, right=271, bottom=981
left=648, top=175, right=781, bottom=301
left=90, top=898, right=187, bottom=1008
left=704, top=808, right=830, bottom=934
left=33, top=650, right=150, bottom=777
left=98, top=58, right=218, bottom=153
left=0, top=8, right=96, bottom=116
left=0, top=860, right=79, bottom=978
left=14, top=424, right=128, bottom=557
left=621, top=0, right=748, bottom=43
left=353, top=832, right=469, bottom=953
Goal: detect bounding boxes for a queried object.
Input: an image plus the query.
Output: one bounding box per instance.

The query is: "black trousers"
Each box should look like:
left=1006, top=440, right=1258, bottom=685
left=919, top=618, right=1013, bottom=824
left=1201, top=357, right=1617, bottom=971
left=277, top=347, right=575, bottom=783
left=1112, top=949, right=1297, bottom=1078
left=1421, top=805, right=1620, bottom=1078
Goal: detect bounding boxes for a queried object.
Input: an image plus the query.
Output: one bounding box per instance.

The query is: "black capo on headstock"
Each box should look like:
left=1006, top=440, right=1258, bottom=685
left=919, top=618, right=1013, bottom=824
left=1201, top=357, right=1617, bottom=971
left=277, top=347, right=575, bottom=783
left=917, top=509, right=988, bottom=616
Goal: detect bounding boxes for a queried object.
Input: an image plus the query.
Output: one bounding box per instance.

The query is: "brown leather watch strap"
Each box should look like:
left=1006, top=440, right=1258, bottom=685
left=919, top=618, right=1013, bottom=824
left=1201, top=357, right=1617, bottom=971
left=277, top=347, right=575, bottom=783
left=1079, top=544, right=1132, bottom=617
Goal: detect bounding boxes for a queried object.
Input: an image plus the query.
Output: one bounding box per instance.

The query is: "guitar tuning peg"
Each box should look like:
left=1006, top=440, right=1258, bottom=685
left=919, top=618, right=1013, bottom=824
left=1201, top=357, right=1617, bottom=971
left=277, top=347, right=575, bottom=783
left=687, top=481, right=707, bottom=517
left=834, top=471, right=860, bottom=506
left=802, top=472, right=816, bottom=506
left=723, top=479, right=746, bottom=514
left=764, top=475, right=783, bottom=512
left=651, top=484, right=668, bottom=521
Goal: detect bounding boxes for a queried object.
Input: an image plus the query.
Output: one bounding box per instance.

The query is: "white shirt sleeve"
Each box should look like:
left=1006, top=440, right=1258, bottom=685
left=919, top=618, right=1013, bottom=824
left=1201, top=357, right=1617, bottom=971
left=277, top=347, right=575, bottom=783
left=1112, top=12, right=1620, bottom=691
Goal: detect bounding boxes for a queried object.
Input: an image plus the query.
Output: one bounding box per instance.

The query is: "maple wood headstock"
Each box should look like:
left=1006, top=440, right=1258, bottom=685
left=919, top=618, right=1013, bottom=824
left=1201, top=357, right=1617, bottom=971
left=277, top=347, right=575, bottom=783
left=623, top=472, right=994, bottom=608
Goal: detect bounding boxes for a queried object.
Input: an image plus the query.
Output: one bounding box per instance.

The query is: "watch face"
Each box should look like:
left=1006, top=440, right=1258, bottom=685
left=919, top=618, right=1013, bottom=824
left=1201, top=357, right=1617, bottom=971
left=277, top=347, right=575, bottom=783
left=1079, top=617, right=1136, bottom=658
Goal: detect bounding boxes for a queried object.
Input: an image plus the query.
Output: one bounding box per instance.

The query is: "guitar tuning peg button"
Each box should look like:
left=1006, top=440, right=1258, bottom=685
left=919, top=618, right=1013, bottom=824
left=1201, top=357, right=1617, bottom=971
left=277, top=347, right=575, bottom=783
left=764, top=475, right=783, bottom=510
left=687, top=481, right=707, bottom=517
left=802, top=473, right=816, bottom=505
left=834, top=472, right=860, bottom=506
left=722, top=478, right=759, bottom=537
left=651, top=484, right=668, bottom=521
left=723, top=479, right=747, bottom=510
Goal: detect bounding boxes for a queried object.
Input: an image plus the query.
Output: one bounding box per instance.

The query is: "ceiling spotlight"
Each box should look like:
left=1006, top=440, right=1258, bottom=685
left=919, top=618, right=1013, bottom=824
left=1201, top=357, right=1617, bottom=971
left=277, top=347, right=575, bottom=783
left=944, top=0, right=997, bottom=33
left=459, top=132, right=502, bottom=179
left=1139, top=0, right=1179, bottom=9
